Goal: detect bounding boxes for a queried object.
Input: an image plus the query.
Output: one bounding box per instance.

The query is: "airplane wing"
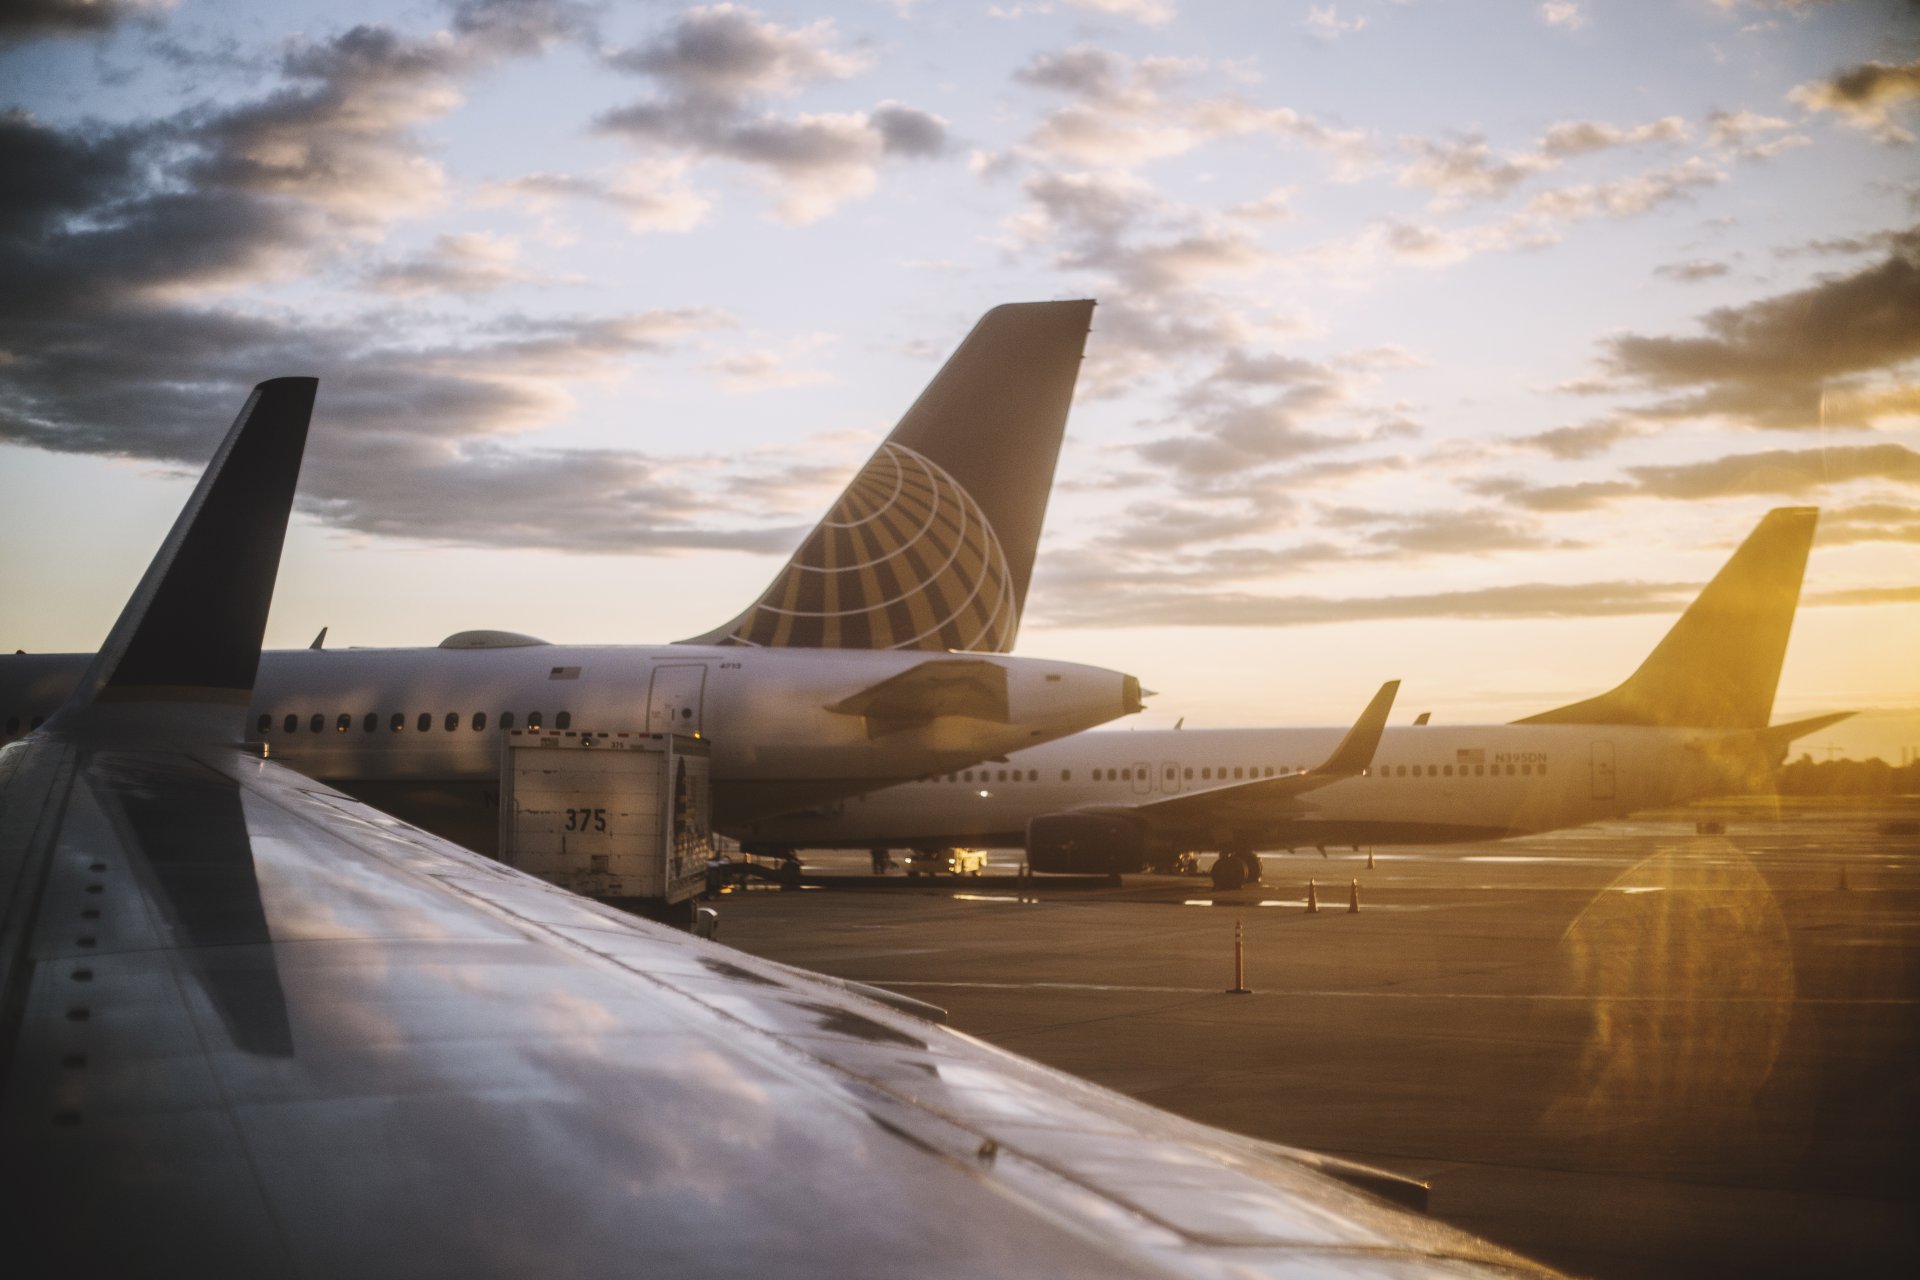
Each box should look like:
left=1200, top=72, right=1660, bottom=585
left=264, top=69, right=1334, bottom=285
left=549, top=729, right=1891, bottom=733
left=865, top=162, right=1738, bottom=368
left=1, top=389, right=1554, bottom=1275
left=1121, top=679, right=1400, bottom=832
left=825, top=657, right=1009, bottom=736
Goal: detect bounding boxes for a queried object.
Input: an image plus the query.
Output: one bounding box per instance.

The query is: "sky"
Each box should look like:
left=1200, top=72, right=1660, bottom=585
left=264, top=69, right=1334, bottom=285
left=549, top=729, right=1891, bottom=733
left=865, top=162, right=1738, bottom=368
left=1, top=0, right=1916, bottom=761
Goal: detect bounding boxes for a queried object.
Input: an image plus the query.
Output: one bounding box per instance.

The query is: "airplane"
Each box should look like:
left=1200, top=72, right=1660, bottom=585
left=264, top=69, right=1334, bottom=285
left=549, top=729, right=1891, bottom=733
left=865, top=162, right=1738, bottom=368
left=0, top=383, right=1565, bottom=1275
left=0, top=302, right=1143, bottom=854
left=732, top=508, right=1851, bottom=890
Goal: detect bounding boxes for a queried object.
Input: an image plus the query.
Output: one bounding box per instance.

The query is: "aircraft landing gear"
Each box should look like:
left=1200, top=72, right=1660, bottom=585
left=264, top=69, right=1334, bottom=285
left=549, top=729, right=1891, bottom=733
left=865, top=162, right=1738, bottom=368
left=1209, top=850, right=1262, bottom=891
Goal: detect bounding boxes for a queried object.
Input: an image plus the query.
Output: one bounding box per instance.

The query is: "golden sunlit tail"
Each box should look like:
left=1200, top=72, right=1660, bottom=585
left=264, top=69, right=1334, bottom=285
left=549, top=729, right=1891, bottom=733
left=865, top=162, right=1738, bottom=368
left=1516, top=507, right=1818, bottom=730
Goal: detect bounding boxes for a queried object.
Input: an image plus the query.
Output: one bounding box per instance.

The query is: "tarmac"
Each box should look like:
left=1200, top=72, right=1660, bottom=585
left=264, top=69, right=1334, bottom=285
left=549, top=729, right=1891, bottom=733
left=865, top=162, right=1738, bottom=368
left=706, top=799, right=1920, bottom=1280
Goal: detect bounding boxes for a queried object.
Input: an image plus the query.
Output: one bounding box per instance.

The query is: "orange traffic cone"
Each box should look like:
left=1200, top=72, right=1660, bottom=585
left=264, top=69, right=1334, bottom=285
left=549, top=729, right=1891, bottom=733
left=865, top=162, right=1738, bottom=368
left=1348, top=879, right=1360, bottom=913
left=1306, top=879, right=1319, bottom=914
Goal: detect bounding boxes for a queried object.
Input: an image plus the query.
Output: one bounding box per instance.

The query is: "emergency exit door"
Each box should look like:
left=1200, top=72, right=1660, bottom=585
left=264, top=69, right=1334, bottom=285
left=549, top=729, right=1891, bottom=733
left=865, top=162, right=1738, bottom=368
left=648, top=664, right=708, bottom=735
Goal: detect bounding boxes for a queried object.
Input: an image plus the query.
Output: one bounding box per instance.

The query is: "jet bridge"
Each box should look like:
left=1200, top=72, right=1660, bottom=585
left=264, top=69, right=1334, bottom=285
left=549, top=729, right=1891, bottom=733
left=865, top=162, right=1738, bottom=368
left=500, top=730, right=712, bottom=918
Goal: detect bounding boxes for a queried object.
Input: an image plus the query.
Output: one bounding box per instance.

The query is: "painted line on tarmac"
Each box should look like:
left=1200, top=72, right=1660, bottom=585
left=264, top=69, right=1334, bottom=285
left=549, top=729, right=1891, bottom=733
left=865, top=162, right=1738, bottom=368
left=874, top=980, right=1920, bottom=1005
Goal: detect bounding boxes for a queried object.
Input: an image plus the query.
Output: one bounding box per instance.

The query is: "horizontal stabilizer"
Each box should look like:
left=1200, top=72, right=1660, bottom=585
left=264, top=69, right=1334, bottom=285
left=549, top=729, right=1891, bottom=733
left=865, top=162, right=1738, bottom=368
left=825, top=659, right=1010, bottom=737
left=682, top=301, right=1095, bottom=652
left=1728, top=711, right=1855, bottom=758
left=62, top=377, right=316, bottom=717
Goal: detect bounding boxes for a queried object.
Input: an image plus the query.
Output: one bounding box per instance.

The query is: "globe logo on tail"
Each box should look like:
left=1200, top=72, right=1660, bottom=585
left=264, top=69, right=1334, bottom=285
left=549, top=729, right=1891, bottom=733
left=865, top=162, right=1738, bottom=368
left=718, top=442, right=1017, bottom=651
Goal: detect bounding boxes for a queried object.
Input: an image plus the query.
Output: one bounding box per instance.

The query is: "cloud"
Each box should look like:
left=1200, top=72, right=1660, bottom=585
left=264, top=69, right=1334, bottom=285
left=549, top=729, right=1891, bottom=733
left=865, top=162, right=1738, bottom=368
left=1514, top=419, right=1648, bottom=460
left=365, top=232, right=540, bottom=296
left=487, top=164, right=713, bottom=233
left=1034, top=576, right=1713, bottom=630
left=1399, top=135, right=1554, bottom=206
left=1063, top=0, right=1176, bottom=24
left=701, top=332, right=837, bottom=393
left=1791, top=57, right=1920, bottom=143
left=1598, top=231, right=1920, bottom=428
left=1302, top=7, right=1367, bottom=41
left=1654, top=258, right=1733, bottom=282
left=1701, top=109, right=1806, bottom=161
left=1396, top=117, right=1688, bottom=210
left=1009, top=46, right=1370, bottom=167
left=1816, top=501, right=1920, bottom=546
left=1538, top=3, right=1588, bottom=30
left=0, top=20, right=828, bottom=560
left=1521, top=157, right=1724, bottom=222
left=596, top=5, right=945, bottom=223
left=1473, top=444, right=1920, bottom=512
left=0, top=0, right=170, bottom=45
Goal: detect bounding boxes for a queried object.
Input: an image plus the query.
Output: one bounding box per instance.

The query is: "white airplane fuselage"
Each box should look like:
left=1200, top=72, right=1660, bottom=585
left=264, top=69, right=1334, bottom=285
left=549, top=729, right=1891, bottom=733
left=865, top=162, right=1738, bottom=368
left=0, top=644, right=1140, bottom=833
left=736, top=721, right=1776, bottom=853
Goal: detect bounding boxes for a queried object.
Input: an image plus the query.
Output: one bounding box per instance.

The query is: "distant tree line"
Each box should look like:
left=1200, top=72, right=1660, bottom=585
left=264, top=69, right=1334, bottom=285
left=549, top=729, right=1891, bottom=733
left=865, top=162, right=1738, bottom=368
left=1775, top=755, right=1920, bottom=796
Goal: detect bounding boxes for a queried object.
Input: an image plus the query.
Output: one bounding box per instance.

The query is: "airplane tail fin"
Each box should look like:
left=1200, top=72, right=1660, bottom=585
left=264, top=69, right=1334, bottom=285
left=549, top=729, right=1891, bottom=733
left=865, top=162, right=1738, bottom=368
left=1516, top=507, right=1818, bottom=730
left=680, top=300, right=1095, bottom=652
left=57, top=377, right=317, bottom=726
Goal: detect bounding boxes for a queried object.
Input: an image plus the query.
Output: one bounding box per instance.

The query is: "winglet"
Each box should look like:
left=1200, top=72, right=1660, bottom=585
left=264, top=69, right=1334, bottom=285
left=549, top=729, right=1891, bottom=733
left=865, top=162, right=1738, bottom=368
left=1312, top=680, right=1400, bottom=778
left=681, top=301, right=1095, bottom=652
left=1517, top=508, right=1817, bottom=730
left=57, top=377, right=316, bottom=723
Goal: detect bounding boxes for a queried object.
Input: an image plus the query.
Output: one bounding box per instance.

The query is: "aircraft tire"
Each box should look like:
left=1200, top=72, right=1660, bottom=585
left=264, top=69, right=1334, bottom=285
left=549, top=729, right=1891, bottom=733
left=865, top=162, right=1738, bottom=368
left=1210, top=855, right=1245, bottom=892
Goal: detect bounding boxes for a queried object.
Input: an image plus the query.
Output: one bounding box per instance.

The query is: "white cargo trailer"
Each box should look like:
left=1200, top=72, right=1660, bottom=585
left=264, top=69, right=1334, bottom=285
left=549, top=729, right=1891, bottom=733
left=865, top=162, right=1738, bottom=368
left=500, top=731, right=712, bottom=918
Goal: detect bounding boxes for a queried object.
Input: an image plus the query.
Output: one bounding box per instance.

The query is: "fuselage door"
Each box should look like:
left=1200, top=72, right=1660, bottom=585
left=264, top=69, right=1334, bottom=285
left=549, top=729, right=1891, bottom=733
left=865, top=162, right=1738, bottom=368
left=648, top=664, right=709, bottom=735
left=1160, top=760, right=1182, bottom=795
left=1590, top=741, right=1616, bottom=801
left=1132, top=761, right=1153, bottom=796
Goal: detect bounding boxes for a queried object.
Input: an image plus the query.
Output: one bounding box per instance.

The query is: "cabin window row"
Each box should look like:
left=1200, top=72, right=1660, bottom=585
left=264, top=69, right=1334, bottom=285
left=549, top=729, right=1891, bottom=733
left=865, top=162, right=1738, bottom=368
left=1380, top=762, right=1543, bottom=778
left=934, top=764, right=1289, bottom=784
left=256, top=710, right=573, bottom=735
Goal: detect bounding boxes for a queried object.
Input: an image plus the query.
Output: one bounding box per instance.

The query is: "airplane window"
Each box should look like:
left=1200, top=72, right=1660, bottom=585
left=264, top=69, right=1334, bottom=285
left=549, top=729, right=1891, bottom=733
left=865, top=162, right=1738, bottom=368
left=390, top=713, right=404, bottom=732
left=415, top=712, right=429, bottom=732
left=1522, top=763, right=1532, bottom=776
left=283, top=713, right=298, bottom=733
left=1233, top=767, right=1244, bottom=780
left=309, top=714, right=324, bottom=733
left=1028, top=770, right=1038, bottom=781
left=528, top=712, right=543, bottom=730
left=1539, top=763, right=1548, bottom=776
left=30, top=716, right=42, bottom=730
left=1475, top=764, right=1484, bottom=776
left=473, top=712, right=487, bottom=731
left=445, top=712, right=459, bottom=731
left=500, top=712, right=515, bottom=730
left=963, top=770, right=974, bottom=782
left=996, top=770, right=1006, bottom=782
left=1428, top=766, right=1438, bottom=777
left=363, top=713, right=377, bottom=733
left=946, top=774, right=956, bottom=783
left=1121, top=768, right=1132, bottom=781
left=1061, top=770, right=1071, bottom=781
left=556, top=711, right=571, bottom=730
left=1183, top=767, right=1192, bottom=780
left=1506, top=764, right=1516, bottom=776
left=1444, top=765, right=1454, bottom=777
left=255, top=714, right=270, bottom=734
left=336, top=714, right=350, bottom=733
left=1201, top=768, right=1211, bottom=780
left=1165, top=766, right=1176, bottom=779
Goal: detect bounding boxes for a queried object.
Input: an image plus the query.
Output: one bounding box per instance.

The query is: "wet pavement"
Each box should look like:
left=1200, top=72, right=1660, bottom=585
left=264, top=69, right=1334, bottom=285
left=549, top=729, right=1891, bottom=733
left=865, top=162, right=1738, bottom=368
left=705, top=800, right=1920, bottom=1279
